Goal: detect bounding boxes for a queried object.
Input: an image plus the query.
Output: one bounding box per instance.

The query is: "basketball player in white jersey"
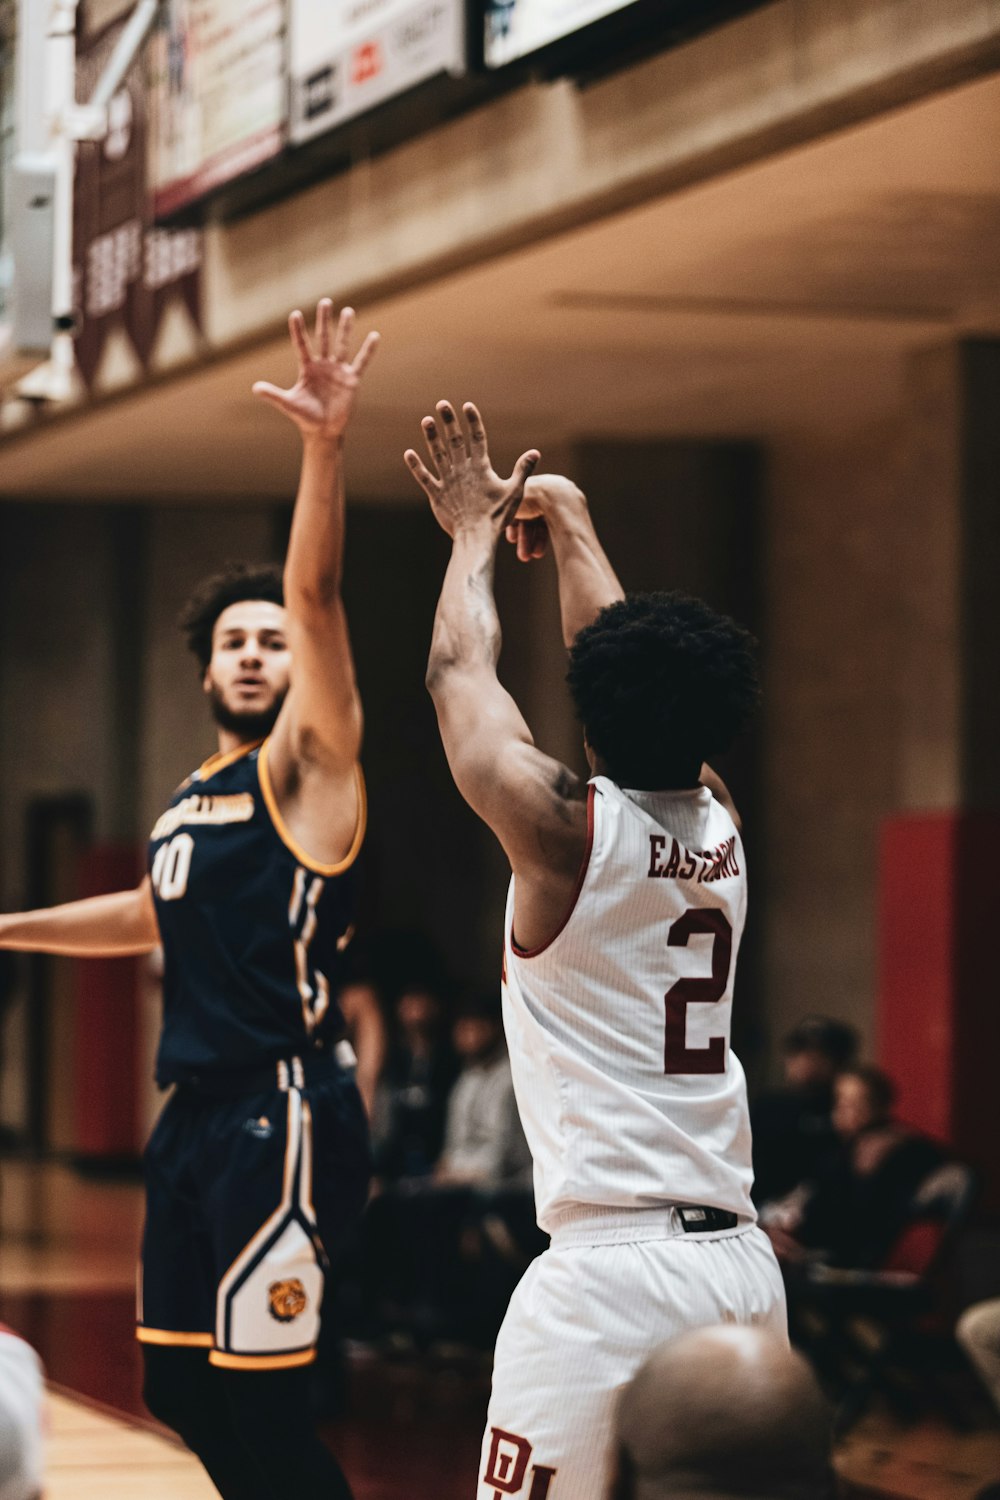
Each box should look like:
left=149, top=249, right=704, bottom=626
left=404, top=402, right=786, bottom=1500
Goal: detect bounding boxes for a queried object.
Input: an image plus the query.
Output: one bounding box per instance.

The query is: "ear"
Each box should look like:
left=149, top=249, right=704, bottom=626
left=202, top=666, right=212, bottom=695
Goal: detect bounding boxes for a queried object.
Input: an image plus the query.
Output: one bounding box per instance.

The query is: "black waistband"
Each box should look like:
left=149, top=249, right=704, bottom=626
left=171, top=1052, right=340, bottom=1098
left=677, top=1207, right=739, bottom=1233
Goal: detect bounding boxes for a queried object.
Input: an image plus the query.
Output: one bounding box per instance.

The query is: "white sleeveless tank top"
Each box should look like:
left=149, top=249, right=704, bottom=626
left=501, top=775, right=756, bottom=1235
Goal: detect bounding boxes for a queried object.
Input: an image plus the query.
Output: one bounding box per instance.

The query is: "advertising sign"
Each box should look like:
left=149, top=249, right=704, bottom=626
left=73, top=17, right=202, bottom=387
left=290, top=0, right=464, bottom=145
left=148, top=0, right=286, bottom=217
left=484, top=0, right=638, bottom=67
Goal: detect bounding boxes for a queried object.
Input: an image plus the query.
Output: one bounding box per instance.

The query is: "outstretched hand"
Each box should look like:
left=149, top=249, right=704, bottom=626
left=253, top=300, right=380, bottom=440
left=404, top=401, right=539, bottom=539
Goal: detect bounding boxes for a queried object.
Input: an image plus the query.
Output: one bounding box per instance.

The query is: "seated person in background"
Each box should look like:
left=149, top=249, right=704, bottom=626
left=751, top=1015, right=859, bottom=1207
left=364, top=992, right=532, bottom=1344
left=764, top=1065, right=942, bottom=1269
left=0, top=1324, right=44, bottom=1500
left=436, top=991, right=532, bottom=1191
left=608, top=1325, right=836, bottom=1500
left=371, top=981, right=458, bottom=1182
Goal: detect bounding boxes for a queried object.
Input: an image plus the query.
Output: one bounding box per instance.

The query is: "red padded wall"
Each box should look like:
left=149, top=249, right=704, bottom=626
left=878, top=813, right=1000, bottom=1211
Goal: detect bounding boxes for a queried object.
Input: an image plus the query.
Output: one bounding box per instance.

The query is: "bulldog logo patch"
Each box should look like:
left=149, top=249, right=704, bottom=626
left=268, top=1278, right=308, bottom=1323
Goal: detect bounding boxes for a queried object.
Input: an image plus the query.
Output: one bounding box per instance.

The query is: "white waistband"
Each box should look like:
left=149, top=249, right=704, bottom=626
left=546, top=1204, right=755, bottom=1248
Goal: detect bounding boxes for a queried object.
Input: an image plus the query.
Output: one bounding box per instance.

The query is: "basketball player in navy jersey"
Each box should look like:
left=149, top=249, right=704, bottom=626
left=405, top=404, right=785, bottom=1500
left=0, top=302, right=379, bottom=1500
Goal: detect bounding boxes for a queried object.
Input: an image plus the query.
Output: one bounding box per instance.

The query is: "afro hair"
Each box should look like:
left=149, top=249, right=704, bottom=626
left=566, top=591, right=760, bottom=790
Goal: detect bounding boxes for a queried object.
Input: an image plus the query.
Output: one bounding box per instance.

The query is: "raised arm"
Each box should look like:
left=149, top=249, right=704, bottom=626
left=404, top=403, right=588, bottom=900
left=509, top=476, right=742, bottom=826
left=509, top=475, right=624, bottom=646
left=253, top=301, right=379, bottom=777
left=0, top=878, right=159, bottom=957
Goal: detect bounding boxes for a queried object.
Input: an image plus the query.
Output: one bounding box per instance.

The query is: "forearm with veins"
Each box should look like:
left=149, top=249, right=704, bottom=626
left=427, top=529, right=503, bottom=688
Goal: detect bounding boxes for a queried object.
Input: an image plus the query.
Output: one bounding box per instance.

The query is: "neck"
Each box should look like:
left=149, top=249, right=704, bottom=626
left=216, top=728, right=251, bottom=755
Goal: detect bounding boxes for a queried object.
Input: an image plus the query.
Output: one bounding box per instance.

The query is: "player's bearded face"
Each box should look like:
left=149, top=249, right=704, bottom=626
left=204, top=600, right=292, bottom=742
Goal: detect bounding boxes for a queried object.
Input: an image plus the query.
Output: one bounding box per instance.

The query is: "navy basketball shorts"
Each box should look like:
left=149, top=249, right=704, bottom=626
left=137, top=1061, right=371, bottom=1371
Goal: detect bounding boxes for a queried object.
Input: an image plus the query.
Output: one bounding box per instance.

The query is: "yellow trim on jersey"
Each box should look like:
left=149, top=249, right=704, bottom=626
left=257, top=739, right=366, bottom=876
left=209, top=1348, right=317, bottom=1371
left=136, top=1327, right=214, bottom=1348
left=197, top=739, right=264, bottom=782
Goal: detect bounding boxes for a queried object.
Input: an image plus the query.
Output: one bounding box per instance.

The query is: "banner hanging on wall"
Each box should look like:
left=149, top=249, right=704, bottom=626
left=484, top=0, right=638, bottom=67
left=289, top=0, right=465, bottom=145
left=74, top=15, right=203, bottom=388
left=148, top=0, right=286, bottom=217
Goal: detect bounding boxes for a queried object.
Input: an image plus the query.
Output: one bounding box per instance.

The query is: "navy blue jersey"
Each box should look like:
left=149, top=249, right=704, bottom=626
left=149, top=739, right=364, bottom=1086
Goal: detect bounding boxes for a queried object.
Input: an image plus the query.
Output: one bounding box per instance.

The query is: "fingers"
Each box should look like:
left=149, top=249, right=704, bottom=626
left=510, top=449, right=541, bottom=491
left=504, top=519, right=549, bottom=562
left=404, top=448, right=441, bottom=497
left=437, top=401, right=469, bottom=461
left=525, top=519, right=548, bottom=560
left=334, top=306, right=354, bottom=363
left=352, top=329, right=380, bottom=376
left=315, top=298, right=333, bottom=358
left=463, top=402, right=488, bottom=462
left=289, top=310, right=311, bottom=367
left=252, top=380, right=294, bottom=415
left=422, top=417, right=451, bottom=476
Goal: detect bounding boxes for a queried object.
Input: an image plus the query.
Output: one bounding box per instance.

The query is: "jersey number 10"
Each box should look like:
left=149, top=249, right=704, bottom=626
left=664, top=908, right=732, bottom=1075
left=151, top=833, right=194, bottom=902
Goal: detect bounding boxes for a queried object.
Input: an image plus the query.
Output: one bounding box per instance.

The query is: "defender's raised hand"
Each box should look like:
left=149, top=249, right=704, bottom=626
left=253, top=300, right=380, bottom=440
left=404, top=401, right=539, bottom=537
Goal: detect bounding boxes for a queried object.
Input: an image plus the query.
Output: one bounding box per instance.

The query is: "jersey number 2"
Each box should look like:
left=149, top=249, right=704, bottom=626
left=664, top=908, right=732, bottom=1074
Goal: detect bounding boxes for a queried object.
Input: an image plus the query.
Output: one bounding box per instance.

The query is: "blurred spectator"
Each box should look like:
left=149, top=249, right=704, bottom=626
left=764, top=1065, right=942, bottom=1270
left=371, top=982, right=457, bottom=1182
left=435, top=992, right=532, bottom=1191
left=608, top=1325, right=836, bottom=1500
left=0, top=1325, right=44, bottom=1500
left=363, top=991, right=533, bottom=1346
left=751, top=1015, right=859, bottom=1207
left=958, top=1299, right=1000, bottom=1416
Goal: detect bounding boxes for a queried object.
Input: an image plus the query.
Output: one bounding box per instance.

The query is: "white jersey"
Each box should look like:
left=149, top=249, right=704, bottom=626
left=502, top=775, right=755, bottom=1235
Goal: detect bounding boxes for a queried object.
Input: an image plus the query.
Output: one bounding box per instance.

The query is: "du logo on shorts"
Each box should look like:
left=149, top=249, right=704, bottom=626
left=484, top=1428, right=557, bottom=1498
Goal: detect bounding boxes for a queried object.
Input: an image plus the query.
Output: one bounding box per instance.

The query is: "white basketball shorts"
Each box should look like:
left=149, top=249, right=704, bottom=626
left=476, top=1217, right=786, bottom=1500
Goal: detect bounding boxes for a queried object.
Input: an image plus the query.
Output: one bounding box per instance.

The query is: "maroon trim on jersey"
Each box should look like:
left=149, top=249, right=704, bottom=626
left=511, top=783, right=596, bottom=960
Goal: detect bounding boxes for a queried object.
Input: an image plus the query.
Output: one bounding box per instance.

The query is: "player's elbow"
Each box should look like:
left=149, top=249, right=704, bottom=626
left=284, top=570, right=342, bottom=615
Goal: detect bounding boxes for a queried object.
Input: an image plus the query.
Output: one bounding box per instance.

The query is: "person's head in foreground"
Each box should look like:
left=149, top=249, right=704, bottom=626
left=567, top=593, right=760, bottom=792
left=608, top=1326, right=835, bottom=1500
left=0, top=1327, right=44, bottom=1500
left=180, top=562, right=288, bottom=742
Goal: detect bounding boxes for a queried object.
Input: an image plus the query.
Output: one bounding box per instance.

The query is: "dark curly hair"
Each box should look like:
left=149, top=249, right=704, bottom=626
left=179, top=563, right=284, bottom=671
left=566, top=592, right=760, bottom=790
